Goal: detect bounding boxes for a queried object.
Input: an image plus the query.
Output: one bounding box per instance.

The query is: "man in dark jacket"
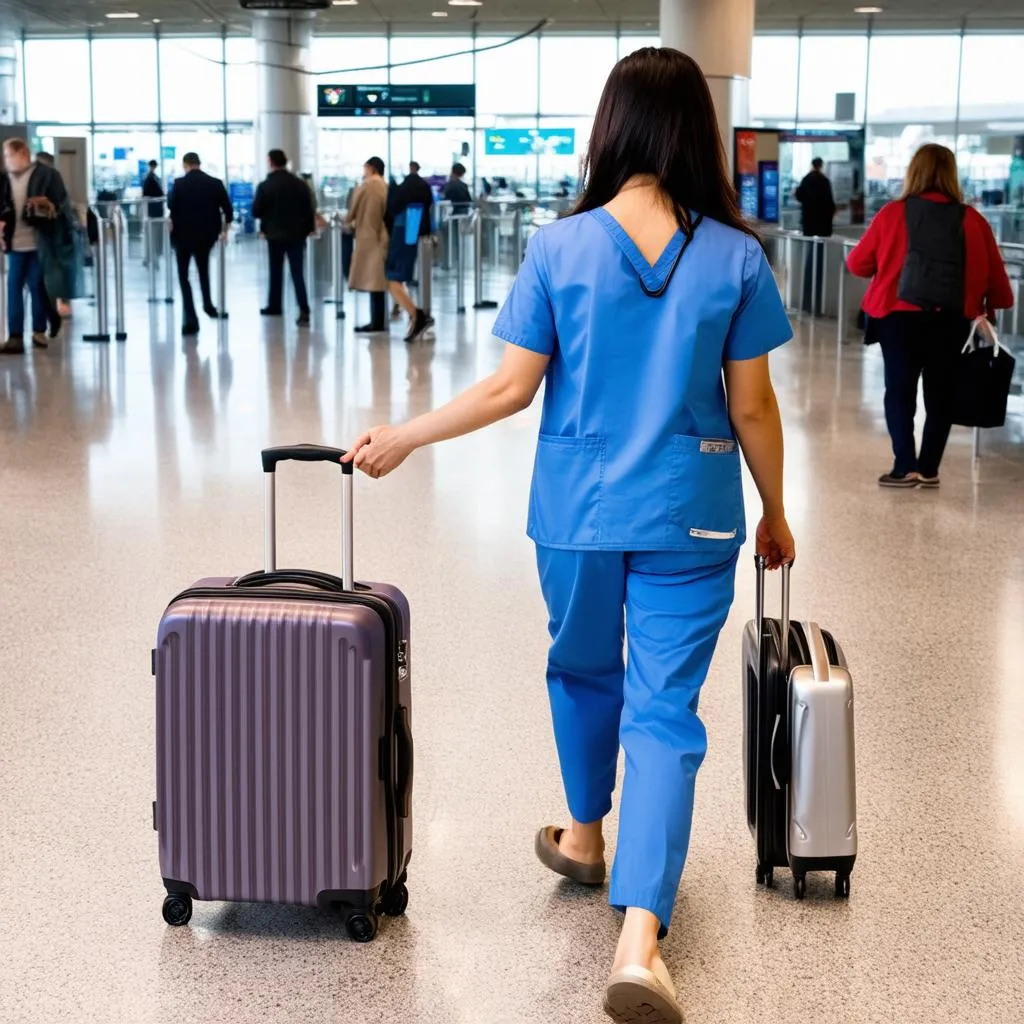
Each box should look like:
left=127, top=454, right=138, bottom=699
left=142, top=159, right=165, bottom=268
left=167, top=152, right=233, bottom=337
left=795, top=157, right=836, bottom=315
left=1, top=137, right=70, bottom=352
left=385, top=161, right=435, bottom=342
left=442, top=162, right=472, bottom=214
left=252, top=149, right=316, bottom=327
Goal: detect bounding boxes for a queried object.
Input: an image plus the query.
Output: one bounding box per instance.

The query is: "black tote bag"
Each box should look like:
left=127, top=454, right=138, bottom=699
left=952, top=319, right=1017, bottom=429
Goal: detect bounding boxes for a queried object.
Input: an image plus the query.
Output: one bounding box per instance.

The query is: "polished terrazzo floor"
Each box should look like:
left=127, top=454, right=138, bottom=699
left=1, top=241, right=1022, bottom=1024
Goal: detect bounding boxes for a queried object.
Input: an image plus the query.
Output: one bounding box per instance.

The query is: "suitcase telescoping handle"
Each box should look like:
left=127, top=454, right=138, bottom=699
left=261, top=444, right=354, bottom=590
left=754, top=554, right=791, bottom=669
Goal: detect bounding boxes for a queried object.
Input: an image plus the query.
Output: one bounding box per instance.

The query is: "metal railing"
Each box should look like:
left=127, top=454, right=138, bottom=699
left=83, top=206, right=111, bottom=343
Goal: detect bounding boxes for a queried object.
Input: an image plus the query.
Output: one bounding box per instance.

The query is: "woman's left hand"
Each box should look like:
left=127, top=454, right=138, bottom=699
left=342, top=425, right=414, bottom=479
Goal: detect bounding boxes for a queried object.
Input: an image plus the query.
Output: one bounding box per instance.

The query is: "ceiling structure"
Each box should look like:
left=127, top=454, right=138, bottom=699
left=4, top=0, right=1024, bottom=35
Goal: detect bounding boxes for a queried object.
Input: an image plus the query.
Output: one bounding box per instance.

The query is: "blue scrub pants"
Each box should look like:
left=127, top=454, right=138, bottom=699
left=536, top=545, right=739, bottom=932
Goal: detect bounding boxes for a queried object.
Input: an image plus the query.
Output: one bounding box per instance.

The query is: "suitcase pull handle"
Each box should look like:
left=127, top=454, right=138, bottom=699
left=261, top=444, right=354, bottom=589
left=394, top=706, right=414, bottom=819
left=261, top=444, right=353, bottom=474
left=754, top=555, right=792, bottom=667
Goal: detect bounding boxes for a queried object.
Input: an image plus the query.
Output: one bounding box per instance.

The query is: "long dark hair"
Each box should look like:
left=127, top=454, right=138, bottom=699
left=576, top=47, right=755, bottom=242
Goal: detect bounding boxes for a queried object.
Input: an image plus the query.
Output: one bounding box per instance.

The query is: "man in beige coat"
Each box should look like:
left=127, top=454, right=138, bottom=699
left=346, top=157, right=389, bottom=333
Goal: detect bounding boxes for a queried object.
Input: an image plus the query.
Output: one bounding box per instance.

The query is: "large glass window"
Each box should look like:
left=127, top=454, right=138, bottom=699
left=390, top=36, right=473, bottom=85
left=750, top=35, right=799, bottom=126
left=92, top=39, right=159, bottom=123
left=797, top=35, right=868, bottom=124
left=24, top=39, right=91, bottom=123
left=539, top=37, right=617, bottom=116
left=958, top=34, right=1024, bottom=123
left=312, top=36, right=389, bottom=85
left=619, top=35, right=660, bottom=59
left=866, top=34, right=961, bottom=123
left=160, top=37, right=225, bottom=123
left=225, top=37, right=257, bottom=123
left=476, top=36, right=538, bottom=115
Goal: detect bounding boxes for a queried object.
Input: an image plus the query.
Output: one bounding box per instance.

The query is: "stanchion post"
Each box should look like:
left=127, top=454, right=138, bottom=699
left=146, top=208, right=159, bottom=303
left=513, top=206, right=525, bottom=269
left=113, top=206, right=127, bottom=340
left=328, top=212, right=345, bottom=319
left=785, top=235, right=794, bottom=312
left=810, top=237, right=820, bottom=319
left=418, top=234, right=433, bottom=317
left=83, top=209, right=111, bottom=343
left=837, top=243, right=847, bottom=347
left=163, top=218, right=174, bottom=305
left=216, top=213, right=229, bottom=320
left=0, top=238, right=6, bottom=336
left=473, top=212, right=498, bottom=310
left=456, top=216, right=467, bottom=314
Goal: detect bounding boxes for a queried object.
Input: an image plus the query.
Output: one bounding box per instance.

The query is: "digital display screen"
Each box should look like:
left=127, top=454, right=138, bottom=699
left=484, top=128, right=576, bottom=156
left=318, top=84, right=476, bottom=117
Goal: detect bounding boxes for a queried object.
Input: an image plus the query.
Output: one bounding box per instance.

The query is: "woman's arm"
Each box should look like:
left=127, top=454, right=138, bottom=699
left=342, top=343, right=550, bottom=478
left=723, top=354, right=795, bottom=568
left=846, top=214, right=880, bottom=278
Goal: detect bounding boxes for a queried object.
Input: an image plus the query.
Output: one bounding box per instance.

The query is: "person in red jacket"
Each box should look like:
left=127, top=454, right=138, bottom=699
left=847, top=143, right=1013, bottom=488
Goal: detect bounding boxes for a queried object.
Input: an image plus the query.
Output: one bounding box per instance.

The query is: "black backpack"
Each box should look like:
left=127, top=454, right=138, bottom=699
left=897, top=196, right=966, bottom=312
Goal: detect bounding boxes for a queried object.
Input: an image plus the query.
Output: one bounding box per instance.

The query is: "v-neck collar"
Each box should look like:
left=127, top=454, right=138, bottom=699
left=590, top=207, right=687, bottom=294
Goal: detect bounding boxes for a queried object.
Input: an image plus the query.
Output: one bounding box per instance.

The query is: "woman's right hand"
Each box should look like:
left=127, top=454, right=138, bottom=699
left=756, top=514, right=795, bottom=570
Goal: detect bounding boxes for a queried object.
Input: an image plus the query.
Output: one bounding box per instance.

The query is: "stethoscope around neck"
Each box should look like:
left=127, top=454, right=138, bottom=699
left=638, top=213, right=704, bottom=298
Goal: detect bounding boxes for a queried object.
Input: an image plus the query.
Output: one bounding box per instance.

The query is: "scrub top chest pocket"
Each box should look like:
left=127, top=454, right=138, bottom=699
left=670, top=435, right=744, bottom=544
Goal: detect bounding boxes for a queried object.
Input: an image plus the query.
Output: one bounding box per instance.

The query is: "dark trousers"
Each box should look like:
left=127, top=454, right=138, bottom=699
left=267, top=240, right=310, bottom=315
left=369, top=291, right=386, bottom=329
left=6, top=251, right=47, bottom=337
left=876, top=312, right=969, bottom=478
left=175, top=244, right=214, bottom=328
left=801, top=238, right=826, bottom=315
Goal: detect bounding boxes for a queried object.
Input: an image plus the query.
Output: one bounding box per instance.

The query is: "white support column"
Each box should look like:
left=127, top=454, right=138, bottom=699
left=0, top=31, right=19, bottom=124
left=660, top=0, right=755, bottom=173
left=253, top=13, right=317, bottom=177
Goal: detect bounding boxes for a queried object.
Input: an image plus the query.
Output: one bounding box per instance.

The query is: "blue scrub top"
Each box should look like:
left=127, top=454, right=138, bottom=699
left=492, top=208, right=793, bottom=551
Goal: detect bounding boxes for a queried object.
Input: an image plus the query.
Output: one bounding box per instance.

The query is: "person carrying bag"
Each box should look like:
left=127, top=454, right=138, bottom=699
left=952, top=317, right=1017, bottom=429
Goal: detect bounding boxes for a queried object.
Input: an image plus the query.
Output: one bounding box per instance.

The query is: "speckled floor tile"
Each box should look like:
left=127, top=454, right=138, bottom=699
left=1, top=246, right=1022, bottom=1024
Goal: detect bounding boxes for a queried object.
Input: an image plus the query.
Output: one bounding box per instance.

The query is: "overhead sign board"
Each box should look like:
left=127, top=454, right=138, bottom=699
left=484, top=128, right=576, bottom=156
left=318, top=84, right=475, bottom=117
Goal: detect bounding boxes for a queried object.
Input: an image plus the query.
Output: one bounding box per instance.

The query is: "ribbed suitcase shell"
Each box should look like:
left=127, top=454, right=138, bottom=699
left=155, top=576, right=411, bottom=910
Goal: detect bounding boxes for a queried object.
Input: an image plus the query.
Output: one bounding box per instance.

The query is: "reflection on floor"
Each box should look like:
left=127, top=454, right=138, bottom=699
left=1, top=243, right=1023, bottom=1024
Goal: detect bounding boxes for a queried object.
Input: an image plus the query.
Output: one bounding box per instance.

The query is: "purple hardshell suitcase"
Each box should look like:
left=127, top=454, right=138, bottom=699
left=153, top=444, right=413, bottom=942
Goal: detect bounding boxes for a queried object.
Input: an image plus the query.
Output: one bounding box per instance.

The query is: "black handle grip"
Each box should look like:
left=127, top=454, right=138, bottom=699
left=233, top=569, right=349, bottom=592
left=394, top=706, right=414, bottom=819
left=261, top=444, right=352, bottom=475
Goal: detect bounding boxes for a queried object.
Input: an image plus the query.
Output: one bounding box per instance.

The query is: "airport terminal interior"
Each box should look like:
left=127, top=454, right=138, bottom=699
left=1, top=1, right=1023, bottom=1022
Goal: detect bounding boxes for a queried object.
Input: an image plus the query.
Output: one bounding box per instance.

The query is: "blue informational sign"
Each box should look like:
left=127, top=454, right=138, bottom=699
left=484, top=128, right=576, bottom=157
left=161, top=145, right=176, bottom=161
left=229, top=180, right=256, bottom=234
left=738, top=174, right=759, bottom=220
left=758, top=161, right=780, bottom=223
left=113, top=147, right=129, bottom=161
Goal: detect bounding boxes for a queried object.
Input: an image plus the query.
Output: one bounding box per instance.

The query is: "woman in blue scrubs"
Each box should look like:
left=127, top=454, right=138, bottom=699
left=344, top=48, right=795, bottom=1024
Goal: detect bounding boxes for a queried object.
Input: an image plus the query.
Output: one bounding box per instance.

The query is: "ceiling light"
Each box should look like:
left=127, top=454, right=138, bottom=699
left=448, top=1, right=484, bottom=6
left=854, top=6, right=883, bottom=12
left=105, top=11, right=140, bottom=18
left=152, top=18, right=161, bottom=23
left=432, top=10, right=449, bottom=16
left=332, top=0, right=359, bottom=5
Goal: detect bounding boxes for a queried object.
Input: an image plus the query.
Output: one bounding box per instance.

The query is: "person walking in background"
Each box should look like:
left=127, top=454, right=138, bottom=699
left=385, top=160, right=434, bottom=341
left=167, top=152, right=232, bottom=338
left=252, top=149, right=315, bottom=328
left=1, top=138, right=69, bottom=353
left=443, top=162, right=472, bottom=214
left=142, top=158, right=165, bottom=268
left=340, top=48, right=795, bottom=1024
left=847, top=143, right=1013, bottom=489
left=346, top=156, right=390, bottom=334
left=795, top=157, right=836, bottom=315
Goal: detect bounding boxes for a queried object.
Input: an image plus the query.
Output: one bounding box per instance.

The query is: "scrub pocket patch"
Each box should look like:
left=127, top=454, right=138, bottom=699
left=528, top=435, right=606, bottom=546
left=670, top=435, right=744, bottom=543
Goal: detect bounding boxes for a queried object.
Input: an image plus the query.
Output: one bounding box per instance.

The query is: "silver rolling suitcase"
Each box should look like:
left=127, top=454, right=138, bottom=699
left=743, top=557, right=857, bottom=899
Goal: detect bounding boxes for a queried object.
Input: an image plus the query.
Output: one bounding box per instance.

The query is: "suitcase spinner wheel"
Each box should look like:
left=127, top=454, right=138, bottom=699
left=162, top=894, right=193, bottom=927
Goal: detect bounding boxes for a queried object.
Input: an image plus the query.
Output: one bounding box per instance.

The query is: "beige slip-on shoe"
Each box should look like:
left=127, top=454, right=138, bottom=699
left=534, top=826, right=606, bottom=886
left=603, top=957, right=682, bottom=1024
